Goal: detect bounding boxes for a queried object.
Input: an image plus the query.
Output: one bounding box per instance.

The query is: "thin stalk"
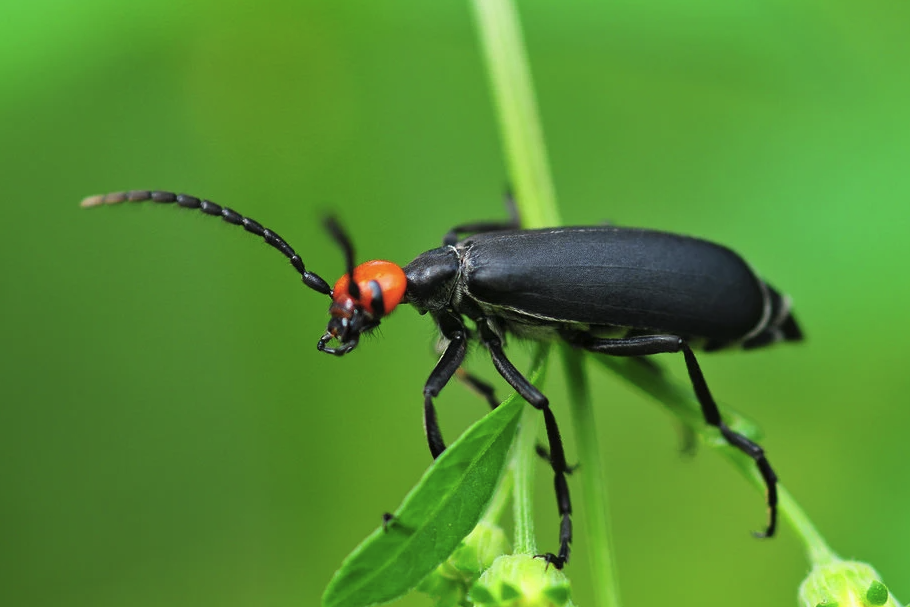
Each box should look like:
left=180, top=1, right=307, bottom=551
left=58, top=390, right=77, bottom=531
left=507, top=343, right=552, bottom=554
left=778, top=486, right=838, bottom=566
left=561, top=346, right=622, bottom=607
left=471, top=0, right=561, bottom=227
left=480, top=343, right=550, bottom=554
left=512, top=404, right=541, bottom=554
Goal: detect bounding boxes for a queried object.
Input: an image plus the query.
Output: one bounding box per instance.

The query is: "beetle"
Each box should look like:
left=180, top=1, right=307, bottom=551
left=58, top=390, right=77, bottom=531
left=82, top=189, right=802, bottom=569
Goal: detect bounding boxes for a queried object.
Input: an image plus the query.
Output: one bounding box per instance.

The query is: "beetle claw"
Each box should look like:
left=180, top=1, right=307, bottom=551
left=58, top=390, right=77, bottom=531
left=533, top=552, right=566, bottom=570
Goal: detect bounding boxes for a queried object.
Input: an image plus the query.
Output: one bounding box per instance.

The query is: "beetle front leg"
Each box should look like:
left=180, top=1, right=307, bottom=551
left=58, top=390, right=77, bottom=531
left=563, top=330, right=779, bottom=538
left=478, top=322, right=572, bottom=569
left=422, top=313, right=470, bottom=458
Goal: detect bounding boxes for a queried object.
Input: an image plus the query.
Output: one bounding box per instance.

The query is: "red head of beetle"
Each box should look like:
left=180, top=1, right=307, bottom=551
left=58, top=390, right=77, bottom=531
left=317, top=260, right=407, bottom=355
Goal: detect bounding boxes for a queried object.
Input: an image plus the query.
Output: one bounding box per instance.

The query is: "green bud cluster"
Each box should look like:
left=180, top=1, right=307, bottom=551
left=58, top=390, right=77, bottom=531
left=799, top=560, right=899, bottom=607
left=418, top=522, right=511, bottom=607
left=468, top=554, right=575, bottom=607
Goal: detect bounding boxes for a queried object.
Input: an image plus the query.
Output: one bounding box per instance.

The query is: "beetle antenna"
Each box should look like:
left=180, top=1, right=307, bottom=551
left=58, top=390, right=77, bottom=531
left=80, top=190, right=333, bottom=296
left=323, top=216, right=361, bottom=300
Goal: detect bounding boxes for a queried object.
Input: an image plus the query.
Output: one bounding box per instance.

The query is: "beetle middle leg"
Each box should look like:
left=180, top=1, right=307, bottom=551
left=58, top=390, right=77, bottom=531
left=478, top=321, right=573, bottom=569
left=454, top=368, right=573, bottom=470
left=562, top=330, right=779, bottom=537
left=454, top=369, right=501, bottom=410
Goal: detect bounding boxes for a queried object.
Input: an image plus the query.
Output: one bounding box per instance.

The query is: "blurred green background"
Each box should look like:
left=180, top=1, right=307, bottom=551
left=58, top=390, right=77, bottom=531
left=2, top=1, right=908, bottom=605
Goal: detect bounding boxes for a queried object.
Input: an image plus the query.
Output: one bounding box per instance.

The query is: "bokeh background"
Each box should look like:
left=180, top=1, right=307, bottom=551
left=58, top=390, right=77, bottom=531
left=2, top=1, right=908, bottom=605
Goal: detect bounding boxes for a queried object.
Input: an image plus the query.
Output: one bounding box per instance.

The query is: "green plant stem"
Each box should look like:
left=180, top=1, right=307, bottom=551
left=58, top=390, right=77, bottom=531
left=486, top=343, right=550, bottom=554
left=471, top=0, right=560, bottom=228
left=561, top=346, right=622, bottom=607
left=778, top=485, right=838, bottom=566
left=511, top=404, right=540, bottom=555
left=478, top=343, right=550, bottom=553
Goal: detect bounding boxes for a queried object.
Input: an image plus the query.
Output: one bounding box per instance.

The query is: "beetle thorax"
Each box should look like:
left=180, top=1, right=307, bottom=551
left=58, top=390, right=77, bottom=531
left=402, top=246, right=462, bottom=312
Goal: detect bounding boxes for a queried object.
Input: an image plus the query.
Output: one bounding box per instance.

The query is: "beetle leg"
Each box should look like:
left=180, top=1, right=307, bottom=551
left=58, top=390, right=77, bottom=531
left=562, top=331, right=779, bottom=538
left=441, top=189, right=521, bottom=245
left=676, top=342, right=778, bottom=538
left=422, top=313, right=470, bottom=458
left=455, top=369, right=501, bottom=409
left=431, top=337, right=500, bottom=409
left=478, top=322, right=572, bottom=569
left=535, top=444, right=580, bottom=474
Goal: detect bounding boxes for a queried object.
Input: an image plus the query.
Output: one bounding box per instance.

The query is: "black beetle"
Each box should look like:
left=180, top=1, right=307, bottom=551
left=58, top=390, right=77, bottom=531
left=82, top=189, right=802, bottom=569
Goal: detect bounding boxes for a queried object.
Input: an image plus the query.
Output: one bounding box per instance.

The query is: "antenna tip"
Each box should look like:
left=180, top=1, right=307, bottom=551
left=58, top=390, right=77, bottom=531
left=80, top=192, right=129, bottom=208
left=80, top=194, right=104, bottom=208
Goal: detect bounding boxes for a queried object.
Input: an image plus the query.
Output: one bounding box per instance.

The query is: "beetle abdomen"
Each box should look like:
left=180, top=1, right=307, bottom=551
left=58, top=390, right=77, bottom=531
left=461, top=227, right=777, bottom=343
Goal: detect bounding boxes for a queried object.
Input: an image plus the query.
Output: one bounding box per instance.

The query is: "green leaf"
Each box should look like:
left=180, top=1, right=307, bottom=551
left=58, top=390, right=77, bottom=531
left=321, top=392, right=526, bottom=607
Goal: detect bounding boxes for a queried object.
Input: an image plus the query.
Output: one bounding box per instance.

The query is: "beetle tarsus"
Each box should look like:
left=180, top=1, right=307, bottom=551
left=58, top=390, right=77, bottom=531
left=381, top=512, right=395, bottom=531
left=534, top=552, right=566, bottom=571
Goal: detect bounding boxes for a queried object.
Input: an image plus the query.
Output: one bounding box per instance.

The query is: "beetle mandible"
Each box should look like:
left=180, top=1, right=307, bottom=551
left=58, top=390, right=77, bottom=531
left=82, top=189, right=803, bottom=569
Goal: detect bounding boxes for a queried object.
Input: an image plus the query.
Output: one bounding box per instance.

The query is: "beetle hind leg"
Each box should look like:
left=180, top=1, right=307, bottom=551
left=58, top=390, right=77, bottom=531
left=562, top=330, right=779, bottom=538
left=679, top=344, right=778, bottom=538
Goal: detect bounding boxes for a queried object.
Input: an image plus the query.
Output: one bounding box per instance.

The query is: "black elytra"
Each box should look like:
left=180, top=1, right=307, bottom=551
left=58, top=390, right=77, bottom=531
left=83, top=189, right=803, bottom=569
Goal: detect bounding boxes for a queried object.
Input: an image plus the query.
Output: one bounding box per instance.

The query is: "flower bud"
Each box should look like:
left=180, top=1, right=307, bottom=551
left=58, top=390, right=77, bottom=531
left=799, top=559, right=899, bottom=607
left=418, top=521, right=510, bottom=606
left=468, top=554, right=575, bottom=607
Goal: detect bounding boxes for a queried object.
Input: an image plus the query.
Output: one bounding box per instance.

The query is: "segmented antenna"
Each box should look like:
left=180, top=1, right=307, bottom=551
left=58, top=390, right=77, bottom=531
left=81, top=190, right=332, bottom=296
left=323, top=216, right=361, bottom=300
